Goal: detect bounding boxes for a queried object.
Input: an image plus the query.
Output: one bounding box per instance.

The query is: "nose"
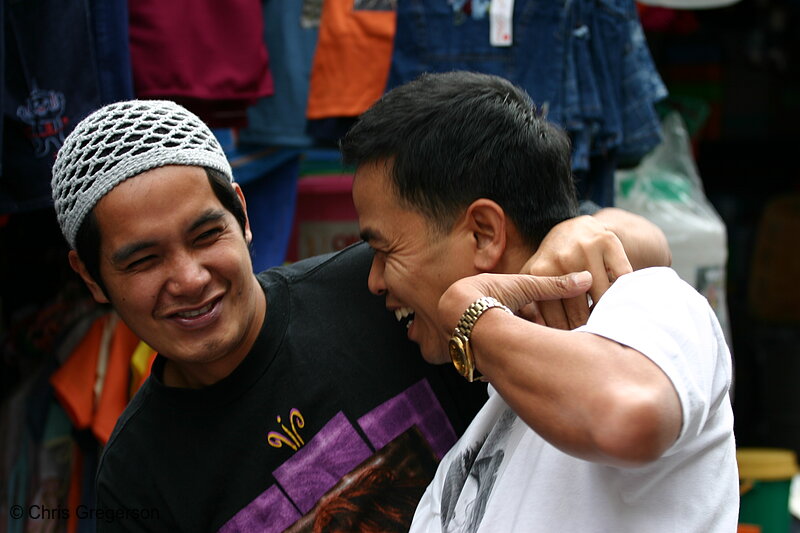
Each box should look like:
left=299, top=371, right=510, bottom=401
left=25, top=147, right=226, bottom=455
left=367, top=254, right=387, bottom=296
left=166, top=251, right=211, bottom=296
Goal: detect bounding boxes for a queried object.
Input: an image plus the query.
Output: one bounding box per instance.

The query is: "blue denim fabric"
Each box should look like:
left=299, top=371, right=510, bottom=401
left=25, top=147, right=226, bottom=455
left=574, top=148, right=618, bottom=208
left=388, top=0, right=667, bottom=205
left=239, top=0, right=319, bottom=148
left=239, top=154, right=301, bottom=271
left=619, top=16, right=668, bottom=162
left=585, top=0, right=625, bottom=150
left=388, top=0, right=569, bottom=125
left=215, top=128, right=302, bottom=270
left=566, top=0, right=626, bottom=173
left=88, top=0, right=135, bottom=104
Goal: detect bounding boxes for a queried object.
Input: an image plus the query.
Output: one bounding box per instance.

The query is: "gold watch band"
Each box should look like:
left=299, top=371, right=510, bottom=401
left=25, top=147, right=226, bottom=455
left=450, top=296, right=513, bottom=382
left=455, top=296, right=513, bottom=339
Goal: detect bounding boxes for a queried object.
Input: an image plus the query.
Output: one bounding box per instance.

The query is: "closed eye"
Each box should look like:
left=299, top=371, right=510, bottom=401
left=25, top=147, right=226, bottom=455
left=195, top=227, right=223, bottom=244
left=126, top=255, right=156, bottom=270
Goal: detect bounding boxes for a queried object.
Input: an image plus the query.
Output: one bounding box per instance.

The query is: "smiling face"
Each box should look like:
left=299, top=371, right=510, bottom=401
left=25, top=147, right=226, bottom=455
left=72, top=165, right=265, bottom=386
left=352, top=160, right=479, bottom=364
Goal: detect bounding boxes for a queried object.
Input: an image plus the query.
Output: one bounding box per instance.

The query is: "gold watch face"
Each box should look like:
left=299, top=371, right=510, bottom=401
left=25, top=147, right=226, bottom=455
left=449, top=336, right=471, bottom=378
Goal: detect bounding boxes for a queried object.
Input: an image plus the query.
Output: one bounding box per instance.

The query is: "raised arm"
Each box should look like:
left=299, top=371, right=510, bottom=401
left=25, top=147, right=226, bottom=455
left=437, top=272, right=682, bottom=467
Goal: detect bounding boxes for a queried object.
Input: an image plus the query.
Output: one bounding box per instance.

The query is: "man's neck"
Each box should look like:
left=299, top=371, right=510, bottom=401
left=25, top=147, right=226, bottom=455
left=497, top=242, right=536, bottom=274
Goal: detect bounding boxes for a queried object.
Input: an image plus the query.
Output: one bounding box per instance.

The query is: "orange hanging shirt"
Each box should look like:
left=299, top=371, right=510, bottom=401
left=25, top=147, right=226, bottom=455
left=50, top=313, right=155, bottom=445
left=306, top=0, right=396, bottom=119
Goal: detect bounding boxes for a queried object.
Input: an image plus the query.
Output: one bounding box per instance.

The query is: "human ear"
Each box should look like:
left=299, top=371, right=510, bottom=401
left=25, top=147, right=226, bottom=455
left=68, top=250, right=110, bottom=304
left=233, top=183, right=253, bottom=245
left=464, top=199, right=507, bottom=272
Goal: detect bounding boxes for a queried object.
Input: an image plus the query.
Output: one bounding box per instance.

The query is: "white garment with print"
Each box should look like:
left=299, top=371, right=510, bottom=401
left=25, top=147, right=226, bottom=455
left=410, top=267, right=738, bottom=533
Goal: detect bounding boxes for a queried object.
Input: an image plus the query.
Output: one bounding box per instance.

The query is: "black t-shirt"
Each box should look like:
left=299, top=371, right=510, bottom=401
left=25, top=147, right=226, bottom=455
left=95, top=242, right=487, bottom=532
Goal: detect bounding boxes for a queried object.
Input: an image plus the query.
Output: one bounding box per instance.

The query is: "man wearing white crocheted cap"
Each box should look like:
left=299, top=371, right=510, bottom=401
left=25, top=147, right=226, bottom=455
left=51, top=99, right=675, bottom=532
left=52, top=100, right=258, bottom=386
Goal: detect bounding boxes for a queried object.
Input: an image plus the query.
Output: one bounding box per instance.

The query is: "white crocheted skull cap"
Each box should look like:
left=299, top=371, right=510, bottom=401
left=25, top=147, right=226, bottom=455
left=51, top=99, right=233, bottom=248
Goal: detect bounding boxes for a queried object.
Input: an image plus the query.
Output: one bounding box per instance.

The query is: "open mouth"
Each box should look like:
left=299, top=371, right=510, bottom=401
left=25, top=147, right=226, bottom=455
left=169, top=296, right=221, bottom=322
left=175, top=301, right=215, bottom=319
left=394, top=306, right=415, bottom=329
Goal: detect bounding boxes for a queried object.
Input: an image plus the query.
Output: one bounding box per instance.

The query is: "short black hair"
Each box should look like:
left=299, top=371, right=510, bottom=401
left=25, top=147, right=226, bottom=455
left=73, top=167, right=247, bottom=295
left=340, top=71, right=578, bottom=249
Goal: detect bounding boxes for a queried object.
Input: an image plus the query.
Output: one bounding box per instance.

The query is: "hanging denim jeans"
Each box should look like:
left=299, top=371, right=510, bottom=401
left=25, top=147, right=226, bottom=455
left=239, top=0, right=319, bottom=148
left=618, top=16, right=667, bottom=163
left=388, top=0, right=667, bottom=207
left=389, top=0, right=571, bottom=127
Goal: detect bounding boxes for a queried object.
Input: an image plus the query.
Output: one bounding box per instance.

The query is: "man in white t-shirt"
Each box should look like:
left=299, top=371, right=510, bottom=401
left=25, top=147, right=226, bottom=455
left=340, top=71, right=739, bottom=532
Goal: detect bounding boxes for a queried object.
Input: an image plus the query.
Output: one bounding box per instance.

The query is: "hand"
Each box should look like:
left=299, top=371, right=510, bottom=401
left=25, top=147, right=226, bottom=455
left=438, top=271, right=593, bottom=336
left=521, top=216, right=632, bottom=329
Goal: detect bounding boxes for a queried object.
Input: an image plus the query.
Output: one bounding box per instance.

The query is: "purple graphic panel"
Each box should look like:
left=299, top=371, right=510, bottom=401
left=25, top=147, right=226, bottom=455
left=218, top=485, right=301, bottom=533
left=273, top=411, right=372, bottom=513
left=358, top=379, right=456, bottom=459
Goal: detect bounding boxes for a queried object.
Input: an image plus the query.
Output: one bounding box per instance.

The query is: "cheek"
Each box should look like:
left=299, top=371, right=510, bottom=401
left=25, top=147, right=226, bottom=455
left=384, top=252, right=420, bottom=280
left=105, top=271, right=162, bottom=310
left=209, top=247, right=254, bottom=293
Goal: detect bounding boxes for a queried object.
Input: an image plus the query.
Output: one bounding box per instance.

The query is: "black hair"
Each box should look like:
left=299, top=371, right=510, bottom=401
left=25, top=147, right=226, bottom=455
left=73, top=167, right=246, bottom=295
left=340, top=70, right=578, bottom=249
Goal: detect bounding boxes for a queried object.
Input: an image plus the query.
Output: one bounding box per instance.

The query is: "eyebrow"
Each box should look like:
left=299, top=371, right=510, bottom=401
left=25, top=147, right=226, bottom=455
left=110, top=209, right=227, bottom=265
left=188, top=209, right=226, bottom=233
left=111, top=241, right=157, bottom=266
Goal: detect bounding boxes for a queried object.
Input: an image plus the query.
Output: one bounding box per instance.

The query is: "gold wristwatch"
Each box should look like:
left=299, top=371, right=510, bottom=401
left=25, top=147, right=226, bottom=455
left=448, top=296, right=513, bottom=382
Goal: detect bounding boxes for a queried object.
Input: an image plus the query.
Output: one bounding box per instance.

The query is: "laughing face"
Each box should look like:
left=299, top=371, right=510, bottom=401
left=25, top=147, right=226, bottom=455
left=76, top=165, right=265, bottom=385
left=352, top=160, right=478, bottom=364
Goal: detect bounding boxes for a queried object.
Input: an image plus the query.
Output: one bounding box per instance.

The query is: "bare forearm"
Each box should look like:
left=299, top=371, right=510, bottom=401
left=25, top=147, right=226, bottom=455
left=438, top=273, right=682, bottom=466
left=469, top=314, right=680, bottom=465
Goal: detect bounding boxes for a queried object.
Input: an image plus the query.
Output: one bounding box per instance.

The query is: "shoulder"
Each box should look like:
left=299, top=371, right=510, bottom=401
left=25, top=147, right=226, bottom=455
left=586, top=267, right=723, bottom=343
left=603, top=267, right=712, bottom=312
left=258, top=242, right=373, bottom=286
left=97, top=378, right=164, bottom=485
left=96, top=381, right=158, bottom=506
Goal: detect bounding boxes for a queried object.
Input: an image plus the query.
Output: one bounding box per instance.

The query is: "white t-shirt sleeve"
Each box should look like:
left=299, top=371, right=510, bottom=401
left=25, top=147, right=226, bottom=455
left=575, top=267, right=732, bottom=454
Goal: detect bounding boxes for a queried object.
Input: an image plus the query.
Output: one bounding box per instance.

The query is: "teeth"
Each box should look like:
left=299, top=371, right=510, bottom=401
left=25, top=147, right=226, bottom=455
left=393, top=307, right=415, bottom=330
left=394, top=307, right=415, bottom=322
left=177, top=302, right=213, bottom=318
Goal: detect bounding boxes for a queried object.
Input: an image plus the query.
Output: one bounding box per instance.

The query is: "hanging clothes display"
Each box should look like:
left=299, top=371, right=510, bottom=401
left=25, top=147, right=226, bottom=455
left=305, top=0, right=396, bottom=121
left=128, top=0, right=274, bottom=128
left=1, top=284, right=105, bottom=533
left=49, top=312, right=155, bottom=446
left=228, top=0, right=317, bottom=269
left=0, top=0, right=133, bottom=214
left=387, top=0, right=667, bottom=206
left=238, top=0, right=319, bottom=148
left=1, top=296, right=155, bottom=532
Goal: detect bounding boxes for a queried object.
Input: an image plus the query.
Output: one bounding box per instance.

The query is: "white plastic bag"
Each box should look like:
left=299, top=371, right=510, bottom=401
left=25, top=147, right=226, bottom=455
left=615, top=112, right=731, bottom=345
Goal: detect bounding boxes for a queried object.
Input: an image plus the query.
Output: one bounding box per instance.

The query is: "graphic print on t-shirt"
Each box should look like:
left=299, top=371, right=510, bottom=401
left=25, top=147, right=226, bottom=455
left=440, top=406, right=520, bottom=533
left=219, top=379, right=457, bottom=532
